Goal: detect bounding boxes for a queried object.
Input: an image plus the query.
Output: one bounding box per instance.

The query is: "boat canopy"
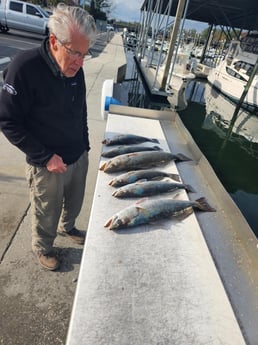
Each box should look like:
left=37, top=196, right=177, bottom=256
left=141, top=0, right=258, bottom=31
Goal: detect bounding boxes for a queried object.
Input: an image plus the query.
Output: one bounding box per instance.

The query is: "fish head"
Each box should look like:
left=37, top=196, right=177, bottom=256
left=104, top=214, right=127, bottom=230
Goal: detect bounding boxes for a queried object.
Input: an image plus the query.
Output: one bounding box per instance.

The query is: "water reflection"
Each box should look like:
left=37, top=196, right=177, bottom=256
left=183, top=81, right=258, bottom=236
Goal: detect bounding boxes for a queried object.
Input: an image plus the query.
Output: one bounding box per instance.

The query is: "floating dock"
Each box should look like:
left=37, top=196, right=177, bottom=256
left=66, top=106, right=258, bottom=345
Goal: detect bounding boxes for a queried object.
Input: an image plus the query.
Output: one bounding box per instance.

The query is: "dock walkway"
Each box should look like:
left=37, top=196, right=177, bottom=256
left=0, top=33, right=126, bottom=345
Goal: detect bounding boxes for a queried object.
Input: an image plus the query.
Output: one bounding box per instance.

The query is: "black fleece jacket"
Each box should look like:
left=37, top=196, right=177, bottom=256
left=0, top=38, right=90, bottom=166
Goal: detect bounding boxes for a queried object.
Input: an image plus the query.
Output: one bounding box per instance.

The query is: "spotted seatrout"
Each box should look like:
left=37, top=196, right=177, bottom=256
left=112, top=180, right=195, bottom=198
left=101, top=145, right=162, bottom=158
left=100, top=151, right=191, bottom=173
left=102, top=134, right=159, bottom=146
left=104, top=197, right=216, bottom=230
left=109, top=169, right=180, bottom=187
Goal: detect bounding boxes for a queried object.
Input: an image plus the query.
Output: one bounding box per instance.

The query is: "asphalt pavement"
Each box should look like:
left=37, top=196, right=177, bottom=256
left=0, top=32, right=126, bottom=345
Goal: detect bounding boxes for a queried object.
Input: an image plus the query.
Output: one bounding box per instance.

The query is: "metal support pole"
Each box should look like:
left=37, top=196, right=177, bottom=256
left=200, top=24, right=213, bottom=63
left=160, top=0, right=186, bottom=90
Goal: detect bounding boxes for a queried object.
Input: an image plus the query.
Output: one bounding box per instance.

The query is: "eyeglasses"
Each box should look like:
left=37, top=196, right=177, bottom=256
left=56, top=37, right=87, bottom=60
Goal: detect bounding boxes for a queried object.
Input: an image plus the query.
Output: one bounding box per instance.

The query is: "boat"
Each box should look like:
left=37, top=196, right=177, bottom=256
left=207, top=33, right=258, bottom=110
left=135, top=50, right=196, bottom=111
left=202, top=82, right=258, bottom=156
left=133, top=0, right=196, bottom=111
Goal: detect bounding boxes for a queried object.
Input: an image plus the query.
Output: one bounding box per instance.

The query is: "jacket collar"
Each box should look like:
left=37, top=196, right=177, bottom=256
left=39, top=37, right=64, bottom=78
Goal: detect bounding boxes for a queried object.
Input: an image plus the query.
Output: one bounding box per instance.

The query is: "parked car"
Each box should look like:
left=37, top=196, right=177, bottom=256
left=106, top=24, right=114, bottom=31
left=0, top=0, right=49, bottom=35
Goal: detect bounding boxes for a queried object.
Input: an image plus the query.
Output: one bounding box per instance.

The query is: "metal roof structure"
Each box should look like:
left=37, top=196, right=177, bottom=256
left=141, top=0, right=258, bottom=31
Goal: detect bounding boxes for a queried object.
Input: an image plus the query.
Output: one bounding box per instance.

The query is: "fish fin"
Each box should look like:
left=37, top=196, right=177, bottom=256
left=173, top=207, right=194, bottom=220
left=135, top=179, right=147, bottom=184
left=128, top=152, right=140, bottom=157
left=152, top=176, right=164, bottom=181
left=168, top=173, right=181, bottom=182
left=195, top=197, right=216, bottom=212
left=174, top=153, right=192, bottom=162
left=184, top=184, right=196, bottom=193
left=173, top=192, right=182, bottom=200
left=99, top=162, right=106, bottom=171
left=135, top=198, right=148, bottom=205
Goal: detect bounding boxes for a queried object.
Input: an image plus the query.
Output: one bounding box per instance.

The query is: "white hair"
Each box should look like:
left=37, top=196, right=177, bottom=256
left=48, top=3, right=96, bottom=46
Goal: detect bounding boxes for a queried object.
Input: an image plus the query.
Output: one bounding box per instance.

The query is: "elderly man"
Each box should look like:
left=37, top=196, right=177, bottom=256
left=0, top=3, right=96, bottom=270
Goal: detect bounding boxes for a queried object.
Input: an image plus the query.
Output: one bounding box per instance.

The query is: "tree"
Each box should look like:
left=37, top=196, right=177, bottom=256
left=88, top=0, right=114, bottom=20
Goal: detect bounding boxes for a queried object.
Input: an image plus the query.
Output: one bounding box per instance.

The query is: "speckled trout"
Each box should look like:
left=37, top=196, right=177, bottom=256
left=104, top=197, right=216, bottom=230
left=101, top=145, right=162, bottom=158
left=112, top=180, right=195, bottom=198
left=100, top=151, right=191, bottom=173
left=102, top=134, right=159, bottom=146
left=109, top=169, right=180, bottom=187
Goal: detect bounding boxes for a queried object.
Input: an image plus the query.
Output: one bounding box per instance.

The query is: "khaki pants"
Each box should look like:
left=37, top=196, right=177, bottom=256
left=26, top=151, right=88, bottom=255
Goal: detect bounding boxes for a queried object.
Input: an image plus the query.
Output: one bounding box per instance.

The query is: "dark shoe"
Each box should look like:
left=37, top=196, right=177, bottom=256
left=36, top=252, right=59, bottom=271
left=58, top=227, right=86, bottom=245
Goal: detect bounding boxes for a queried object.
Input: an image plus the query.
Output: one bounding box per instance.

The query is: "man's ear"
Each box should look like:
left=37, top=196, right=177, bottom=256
left=49, top=34, right=58, bottom=51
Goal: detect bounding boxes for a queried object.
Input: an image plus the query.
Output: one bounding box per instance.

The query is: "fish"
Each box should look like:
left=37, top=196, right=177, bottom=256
left=100, top=151, right=191, bottom=173
left=109, top=169, right=181, bottom=187
left=102, top=134, right=159, bottom=146
left=104, top=197, right=216, bottom=230
left=101, top=145, right=162, bottom=158
left=112, top=180, right=195, bottom=198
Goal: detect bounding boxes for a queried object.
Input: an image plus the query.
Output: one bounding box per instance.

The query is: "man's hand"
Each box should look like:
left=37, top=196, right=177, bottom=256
left=46, top=154, right=67, bottom=173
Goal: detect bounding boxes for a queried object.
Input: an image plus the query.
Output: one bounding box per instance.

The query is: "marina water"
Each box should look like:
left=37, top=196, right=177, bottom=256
left=115, top=50, right=258, bottom=238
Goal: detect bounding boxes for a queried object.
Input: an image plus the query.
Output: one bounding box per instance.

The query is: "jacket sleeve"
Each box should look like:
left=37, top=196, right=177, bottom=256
left=0, top=62, right=53, bottom=166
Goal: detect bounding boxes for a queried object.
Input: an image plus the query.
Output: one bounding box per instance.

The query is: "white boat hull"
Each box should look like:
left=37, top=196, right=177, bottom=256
left=207, top=38, right=258, bottom=109
left=203, top=83, right=258, bottom=150
left=208, top=67, right=258, bottom=108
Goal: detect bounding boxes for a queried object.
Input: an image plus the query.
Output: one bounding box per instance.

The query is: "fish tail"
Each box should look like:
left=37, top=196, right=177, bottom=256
left=151, top=138, right=160, bottom=143
left=185, top=184, right=196, bottom=193
left=153, top=145, right=162, bottom=151
left=174, top=153, right=192, bottom=162
left=195, top=197, right=216, bottom=212
left=168, top=173, right=181, bottom=182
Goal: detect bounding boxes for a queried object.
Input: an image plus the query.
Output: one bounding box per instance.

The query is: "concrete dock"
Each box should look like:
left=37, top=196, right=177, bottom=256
left=0, top=33, right=126, bottom=345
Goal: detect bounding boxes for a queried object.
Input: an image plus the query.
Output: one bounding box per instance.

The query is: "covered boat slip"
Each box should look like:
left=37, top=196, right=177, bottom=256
left=66, top=107, right=257, bottom=345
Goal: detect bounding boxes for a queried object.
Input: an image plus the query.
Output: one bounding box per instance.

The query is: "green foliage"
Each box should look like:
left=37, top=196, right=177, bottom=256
left=88, top=0, right=107, bottom=20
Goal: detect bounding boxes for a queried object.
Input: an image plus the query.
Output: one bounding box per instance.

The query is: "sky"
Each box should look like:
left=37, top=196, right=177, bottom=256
left=111, top=0, right=141, bottom=22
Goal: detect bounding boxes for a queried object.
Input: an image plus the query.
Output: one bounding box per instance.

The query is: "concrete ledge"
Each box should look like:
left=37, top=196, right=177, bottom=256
left=66, top=112, right=248, bottom=345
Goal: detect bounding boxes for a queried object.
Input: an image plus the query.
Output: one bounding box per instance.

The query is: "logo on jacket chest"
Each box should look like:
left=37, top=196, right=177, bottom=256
left=3, top=83, right=17, bottom=95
